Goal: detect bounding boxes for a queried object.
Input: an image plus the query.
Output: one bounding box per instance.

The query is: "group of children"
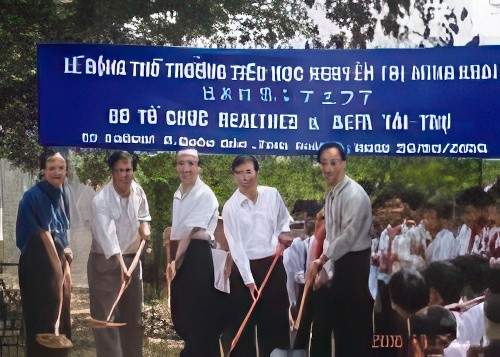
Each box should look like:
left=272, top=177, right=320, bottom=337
left=367, top=183, right=500, bottom=356
left=282, top=181, right=500, bottom=356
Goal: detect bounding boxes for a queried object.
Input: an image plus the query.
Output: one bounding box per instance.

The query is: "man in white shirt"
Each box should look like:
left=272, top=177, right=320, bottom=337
left=88, top=151, right=151, bottom=357
left=455, top=187, right=495, bottom=257
left=222, top=155, right=292, bottom=357
left=308, top=142, right=373, bottom=357
left=166, top=148, right=226, bottom=357
left=423, top=203, right=457, bottom=263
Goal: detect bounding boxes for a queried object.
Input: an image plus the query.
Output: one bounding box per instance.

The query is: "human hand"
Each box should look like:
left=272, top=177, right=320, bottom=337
left=246, top=283, right=259, bottom=302
left=166, top=261, right=176, bottom=282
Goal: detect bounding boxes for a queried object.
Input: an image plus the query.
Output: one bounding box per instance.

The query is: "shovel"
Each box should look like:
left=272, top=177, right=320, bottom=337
left=36, top=260, right=73, bottom=349
left=87, top=239, right=146, bottom=329
left=290, top=277, right=312, bottom=348
left=230, top=247, right=283, bottom=354
left=293, top=277, right=312, bottom=331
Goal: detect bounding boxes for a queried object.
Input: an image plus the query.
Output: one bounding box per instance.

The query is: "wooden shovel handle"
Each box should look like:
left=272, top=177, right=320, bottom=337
left=230, top=250, right=282, bottom=353
left=293, top=277, right=312, bottom=331
left=128, top=239, right=146, bottom=275
left=106, top=240, right=146, bottom=322
left=54, top=260, right=70, bottom=336
left=445, top=294, right=485, bottom=312
left=106, top=280, right=127, bottom=322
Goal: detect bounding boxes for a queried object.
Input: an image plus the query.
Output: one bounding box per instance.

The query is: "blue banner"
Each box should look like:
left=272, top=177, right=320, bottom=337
left=38, top=43, right=500, bottom=157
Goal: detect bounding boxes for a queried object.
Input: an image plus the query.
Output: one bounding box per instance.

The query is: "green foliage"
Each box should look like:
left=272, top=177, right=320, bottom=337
left=324, top=0, right=375, bottom=48
left=347, top=156, right=488, bottom=202
left=0, top=0, right=313, bottom=172
left=0, top=1, right=64, bottom=172
left=72, top=150, right=111, bottom=188
left=317, top=0, right=475, bottom=49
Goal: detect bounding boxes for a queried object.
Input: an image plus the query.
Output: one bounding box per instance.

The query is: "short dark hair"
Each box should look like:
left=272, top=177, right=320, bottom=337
left=316, top=142, right=347, bottom=163
left=456, top=186, right=495, bottom=208
left=372, top=184, right=425, bottom=211
left=292, top=199, right=323, bottom=217
left=231, top=155, right=259, bottom=173
left=487, top=268, right=500, bottom=294
left=423, top=201, right=453, bottom=220
left=484, top=293, right=500, bottom=323
left=411, top=305, right=457, bottom=337
left=389, top=269, right=429, bottom=315
left=423, top=261, right=463, bottom=305
left=450, top=255, right=491, bottom=299
left=107, top=151, right=138, bottom=171
left=39, top=149, right=66, bottom=171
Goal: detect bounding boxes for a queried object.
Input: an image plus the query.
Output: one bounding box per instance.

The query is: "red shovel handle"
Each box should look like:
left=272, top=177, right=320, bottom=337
left=106, top=240, right=146, bottom=321
left=293, top=277, right=312, bottom=331
left=230, top=249, right=283, bottom=353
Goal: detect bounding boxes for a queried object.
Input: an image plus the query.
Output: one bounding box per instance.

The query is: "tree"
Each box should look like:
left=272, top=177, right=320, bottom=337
left=310, top=0, right=477, bottom=49
left=0, top=0, right=314, bottom=172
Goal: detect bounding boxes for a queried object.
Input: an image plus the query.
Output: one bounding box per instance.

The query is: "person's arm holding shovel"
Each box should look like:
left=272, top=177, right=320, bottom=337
left=222, top=208, right=258, bottom=301
left=139, top=221, right=151, bottom=240
left=119, top=221, right=150, bottom=285
left=307, top=253, right=329, bottom=289
left=92, top=204, right=130, bottom=283
left=117, top=254, right=130, bottom=286
left=165, top=227, right=199, bottom=283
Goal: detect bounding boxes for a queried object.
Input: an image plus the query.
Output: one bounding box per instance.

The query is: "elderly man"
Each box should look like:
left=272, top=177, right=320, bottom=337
left=167, top=148, right=226, bottom=357
left=88, top=151, right=151, bottom=357
left=308, top=142, right=374, bottom=357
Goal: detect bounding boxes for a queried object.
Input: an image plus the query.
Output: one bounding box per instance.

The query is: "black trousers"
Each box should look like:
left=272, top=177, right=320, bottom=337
left=310, top=248, right=374, bottom=357
left=19, top=235, right=71, bottom=357
left=291, top=283, right=313, bottom=350
left=171, top=240, right=226, bottom=357
left=223, top=256, right=289, bottom=357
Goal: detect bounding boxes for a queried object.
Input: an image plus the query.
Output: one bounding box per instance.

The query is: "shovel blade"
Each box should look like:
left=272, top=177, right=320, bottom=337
left=36, top=333, right=73, bottom=349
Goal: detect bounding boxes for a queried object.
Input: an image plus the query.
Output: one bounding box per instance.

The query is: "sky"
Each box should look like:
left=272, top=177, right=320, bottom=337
left=305, top=0, right=500, bottom=48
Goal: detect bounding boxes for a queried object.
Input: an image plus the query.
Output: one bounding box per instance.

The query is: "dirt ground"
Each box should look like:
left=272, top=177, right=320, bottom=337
left=69, top=288, right=183, bottom=356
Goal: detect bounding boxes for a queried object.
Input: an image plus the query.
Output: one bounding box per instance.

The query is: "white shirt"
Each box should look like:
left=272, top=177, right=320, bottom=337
left=455, top=302, right=485, bottom=345
left=393, top=226, right=427, bottom=271
left=376, top=227, right=403, bottom=278
left=455, top=224, right=472, bottom=256
left=283, top=237, right=310, bottom=306
left=471, top=227, right=489, bottom=256
left=171, top=176, right=218, bottom=241
left=443, top=340, right=470, bottom=357
left=377, top=228, right=390, bottom=256
left=425, top=228, right=457, bottom=263
left=488, top=226, right=500, bottom=257
left=172, top=176, right=230, bottom=292
left=222, top=186, right=291, bottom=285
left=91, top=181, right=151, bottom=259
